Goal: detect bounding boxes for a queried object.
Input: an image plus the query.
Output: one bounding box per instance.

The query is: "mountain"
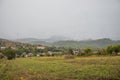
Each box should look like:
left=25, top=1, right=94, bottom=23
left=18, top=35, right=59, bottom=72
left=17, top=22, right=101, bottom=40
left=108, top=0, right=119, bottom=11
left=51, top=38, right=120, bottom=48
left=0, top=38, right=22, bottom=47
left=16, top=38, right=40, bottom=43
left=0, top=38, right=34, bottom=48
left=17, top=37, right=120, bottom=48
left=43, top=36, right=72, bottom=42
left=16, top=36, right=71, bottom=43
left=0, top=38, right=8, bottom=41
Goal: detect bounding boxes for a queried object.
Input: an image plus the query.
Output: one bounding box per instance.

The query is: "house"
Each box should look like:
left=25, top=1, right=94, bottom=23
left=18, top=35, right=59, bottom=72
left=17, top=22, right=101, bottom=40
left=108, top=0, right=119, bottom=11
left=0, top=47, right=6, bottom=50
left=36, top=54, right=40, bottom=56
left=48, top=51, right=63, bottom=56
left=21, top=52, right=33, bottom=57
left=41, top=53, right=46, bottom=56
left=48, top=51, right=54, bottom=55
left=36, top=45, right=46, bottom=49
left=27, top=53, right=33, bottom=57
left=11, top=47, right=17, bottom=50
left=118, top=52, right=120, bottom=55
left=73, top=49, right=81, bottom=55
left=36, top=52, right=42, bottom=56
left=73, top=50, right=79, bottom=54
left=0, top=52, right=3, bottom=55
left=21, top=52, right=27, bottom=57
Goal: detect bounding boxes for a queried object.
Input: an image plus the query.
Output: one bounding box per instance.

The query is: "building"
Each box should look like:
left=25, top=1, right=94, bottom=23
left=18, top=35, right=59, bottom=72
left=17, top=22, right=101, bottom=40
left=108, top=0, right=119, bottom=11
left=36, top=45, right=46, bottom=49
left=73, top=49, right=81, bottom=54
left=0, top=47, right=6, bottom=50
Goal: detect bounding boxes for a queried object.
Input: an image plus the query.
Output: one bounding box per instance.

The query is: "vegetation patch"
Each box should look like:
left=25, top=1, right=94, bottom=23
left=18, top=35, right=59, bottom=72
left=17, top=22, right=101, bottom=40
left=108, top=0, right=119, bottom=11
left=0, top=56, right=120, bottom=80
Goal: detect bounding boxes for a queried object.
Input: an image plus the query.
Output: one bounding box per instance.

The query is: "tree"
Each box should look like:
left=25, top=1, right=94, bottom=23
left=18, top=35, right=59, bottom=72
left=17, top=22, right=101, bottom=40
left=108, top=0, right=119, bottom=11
left=84, top=48, right=92, bottom=54
left=100, top=49, right=108, bottom=55
left=106, top=46, right=113, bottom=54
left=16, top=48, right=25, bottom=57
left=2, top=48, right=16, bottom=60
left=106, top=45, right=120, bottom=55
left=64, top=48, right=74, bottom=59
left=0, top=52, right=4, bottom=59
left=68, top=48, right=74, bottom=55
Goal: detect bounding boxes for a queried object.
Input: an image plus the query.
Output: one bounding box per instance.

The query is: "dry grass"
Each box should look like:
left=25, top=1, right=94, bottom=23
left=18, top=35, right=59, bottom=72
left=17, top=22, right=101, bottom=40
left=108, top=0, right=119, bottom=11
left=0, top=56, right=120, bottom=80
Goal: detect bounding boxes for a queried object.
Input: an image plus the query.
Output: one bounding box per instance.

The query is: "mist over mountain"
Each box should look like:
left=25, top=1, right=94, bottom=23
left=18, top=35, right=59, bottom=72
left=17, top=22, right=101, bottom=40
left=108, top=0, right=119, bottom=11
left=1, top=37, right=120, bottom=48
left=47, top=38, right=120, bottom=48
left=0, top=38, right=8, bottom=41
left=16, top=36, right=72, bottom=43
left=15, top=37, right=120, bottom=49
left=16, top=38, right=40, bottom=43
left=41, top=36, right=72, bottom=42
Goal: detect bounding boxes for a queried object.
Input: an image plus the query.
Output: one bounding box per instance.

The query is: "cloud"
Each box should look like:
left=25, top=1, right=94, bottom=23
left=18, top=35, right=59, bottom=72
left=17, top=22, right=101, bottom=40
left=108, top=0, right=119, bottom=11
left=0, top=0, right=120, bottom=40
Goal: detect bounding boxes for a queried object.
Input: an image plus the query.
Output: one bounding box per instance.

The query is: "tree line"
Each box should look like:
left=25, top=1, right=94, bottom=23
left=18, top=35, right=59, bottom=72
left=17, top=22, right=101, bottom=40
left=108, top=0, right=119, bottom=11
left=0, top=44, right=120, bottom=60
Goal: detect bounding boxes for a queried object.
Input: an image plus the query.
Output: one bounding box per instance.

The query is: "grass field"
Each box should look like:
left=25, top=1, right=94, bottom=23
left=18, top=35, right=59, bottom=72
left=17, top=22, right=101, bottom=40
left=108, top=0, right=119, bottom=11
left=0, top=56, right=120, bottom=80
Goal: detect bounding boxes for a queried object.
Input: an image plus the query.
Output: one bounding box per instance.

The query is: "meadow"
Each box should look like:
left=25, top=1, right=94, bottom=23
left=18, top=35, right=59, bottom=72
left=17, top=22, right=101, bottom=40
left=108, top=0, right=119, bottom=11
left=0, top=56, right=120, bottom=80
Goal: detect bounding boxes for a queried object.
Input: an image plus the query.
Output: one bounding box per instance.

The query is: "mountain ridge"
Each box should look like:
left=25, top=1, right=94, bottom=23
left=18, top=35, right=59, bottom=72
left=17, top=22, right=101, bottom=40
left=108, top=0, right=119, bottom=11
left=15, top=37, right=120, bottom=48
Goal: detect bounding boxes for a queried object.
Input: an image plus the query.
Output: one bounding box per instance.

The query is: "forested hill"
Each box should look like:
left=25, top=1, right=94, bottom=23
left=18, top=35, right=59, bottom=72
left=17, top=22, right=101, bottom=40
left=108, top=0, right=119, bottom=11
left=17, top=38, right=120, bottom=48
left=50, top=38, right=120, bottom=48
left=0, top=38, right=32, bottom=48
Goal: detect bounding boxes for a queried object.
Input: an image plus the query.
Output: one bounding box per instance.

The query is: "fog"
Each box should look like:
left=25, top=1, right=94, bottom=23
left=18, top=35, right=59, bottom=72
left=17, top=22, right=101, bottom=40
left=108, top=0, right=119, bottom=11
left=0, top=0, right=120, bottom=40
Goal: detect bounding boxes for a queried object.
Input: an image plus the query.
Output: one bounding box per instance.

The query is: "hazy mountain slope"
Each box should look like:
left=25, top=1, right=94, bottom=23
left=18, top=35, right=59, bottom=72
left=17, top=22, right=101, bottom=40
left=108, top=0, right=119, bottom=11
left=0, top=38, right=8, bottom=41
left=51, top=38, right=119, bottom=48
left=0, top=38, right=20, bottom=47
left=16, top=36, right=71, bottom=43
left=16, top=38, right=40, bottom=43
left=0, top=38, right=34, bottom=48
left=44, top=36, right=72, bottom=42
left=21, top=38, right=120, bottom=48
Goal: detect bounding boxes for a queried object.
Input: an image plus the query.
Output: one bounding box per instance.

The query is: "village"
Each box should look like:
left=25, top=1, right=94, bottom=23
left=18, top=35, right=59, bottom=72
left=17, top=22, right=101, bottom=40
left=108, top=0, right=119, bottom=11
left=0, top=44, right=82, bottom=58
left=0, top=39, right=102, bottom=59
left=0, top=40, right=120, bottom=60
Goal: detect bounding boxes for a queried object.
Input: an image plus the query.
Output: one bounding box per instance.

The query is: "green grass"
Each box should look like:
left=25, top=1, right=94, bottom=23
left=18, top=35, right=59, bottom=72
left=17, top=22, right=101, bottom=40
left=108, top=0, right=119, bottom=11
left=0, top=56, right=120, bottom=80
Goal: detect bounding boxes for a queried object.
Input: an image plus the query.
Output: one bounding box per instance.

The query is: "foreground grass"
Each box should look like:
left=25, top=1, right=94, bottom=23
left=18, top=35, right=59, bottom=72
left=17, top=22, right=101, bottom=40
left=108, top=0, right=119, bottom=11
left=0, top=56, right=120, bottom=80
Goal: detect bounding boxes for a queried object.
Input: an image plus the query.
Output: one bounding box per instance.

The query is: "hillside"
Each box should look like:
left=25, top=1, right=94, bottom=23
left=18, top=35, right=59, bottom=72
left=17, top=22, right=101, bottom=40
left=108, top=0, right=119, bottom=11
left=0, top=38, right=32, bottom=48
left=2, top=38, right=119, bottom=48
left=17, top=38, right=120, bottom=48
left=0, top=38, right=8, bottom=41
left=16, top=38, right=40, bottom=43
left=50, top=38, right=120, bottom=48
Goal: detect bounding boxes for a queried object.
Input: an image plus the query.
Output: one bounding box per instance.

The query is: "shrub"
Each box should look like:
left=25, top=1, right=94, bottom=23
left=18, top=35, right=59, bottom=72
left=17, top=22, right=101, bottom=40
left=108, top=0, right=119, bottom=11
left=0, top=53, right=4, bottom=59
left=106, top=45, right=120, bottom=55
left=68, top=48, right=74, bottom=55
left=84, top=48, right=92, bottom=54
left=2, top=48, right=16, bottom=60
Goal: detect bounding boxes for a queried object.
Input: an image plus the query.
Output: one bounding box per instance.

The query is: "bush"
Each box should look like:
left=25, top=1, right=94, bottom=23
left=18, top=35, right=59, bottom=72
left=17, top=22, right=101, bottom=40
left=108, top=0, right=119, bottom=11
left=2, top=48, right=16, bottom=60
left=84, top=48, right=92, bottom=54
left=106, top=45, right=120, bottom=55
left=0, top=53, right=4, bottom=59
left=98, top=49, right=108, bottom=55
left=68, top=48, right=74, bottom=55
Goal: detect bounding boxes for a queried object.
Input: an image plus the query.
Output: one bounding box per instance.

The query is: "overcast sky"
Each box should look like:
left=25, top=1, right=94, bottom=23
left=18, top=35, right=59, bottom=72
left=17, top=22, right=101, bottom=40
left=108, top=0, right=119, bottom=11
left=0, top=0, right=120, bottom=40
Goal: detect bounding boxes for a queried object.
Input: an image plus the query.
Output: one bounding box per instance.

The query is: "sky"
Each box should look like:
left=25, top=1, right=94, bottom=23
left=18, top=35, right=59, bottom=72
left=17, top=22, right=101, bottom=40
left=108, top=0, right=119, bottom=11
left=0, top=0, right=120, bottom=40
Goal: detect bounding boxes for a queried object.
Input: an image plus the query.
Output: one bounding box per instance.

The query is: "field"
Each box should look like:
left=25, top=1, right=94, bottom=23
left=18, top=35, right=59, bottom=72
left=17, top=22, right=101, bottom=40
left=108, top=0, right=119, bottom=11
left=0, top=56, right=120, bottom=80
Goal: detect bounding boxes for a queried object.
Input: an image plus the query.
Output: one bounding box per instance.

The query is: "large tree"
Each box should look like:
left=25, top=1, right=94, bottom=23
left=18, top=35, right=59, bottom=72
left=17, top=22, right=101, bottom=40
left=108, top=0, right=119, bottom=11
left=2, top=48, right=16, bottom=60
left=84, top=48, right=92, bottom=54
left=68, top=48, right=74, bottom=55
